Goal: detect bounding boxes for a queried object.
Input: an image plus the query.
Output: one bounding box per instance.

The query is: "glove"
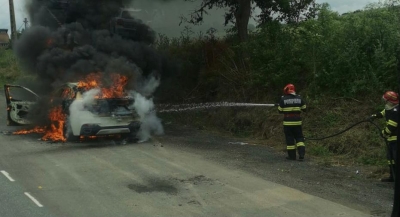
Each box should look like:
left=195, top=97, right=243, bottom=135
left=367, top=114, right=376, bottom=121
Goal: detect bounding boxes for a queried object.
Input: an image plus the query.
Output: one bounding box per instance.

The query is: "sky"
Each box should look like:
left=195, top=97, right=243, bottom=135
left=0, top=0, right=379, bottom=36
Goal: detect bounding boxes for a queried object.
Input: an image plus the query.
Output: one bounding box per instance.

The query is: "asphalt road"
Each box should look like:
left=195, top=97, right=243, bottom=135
left=0, top=95, right=378, bottom=217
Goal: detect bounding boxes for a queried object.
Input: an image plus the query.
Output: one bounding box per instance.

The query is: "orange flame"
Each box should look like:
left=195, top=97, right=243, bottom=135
left=41, top=106, right=66, bottom=142
left=13, top=126, right=46, bottom=135
left=13, top=106, right=66, bottom=142
left=77, top=73, right=128, bottom=98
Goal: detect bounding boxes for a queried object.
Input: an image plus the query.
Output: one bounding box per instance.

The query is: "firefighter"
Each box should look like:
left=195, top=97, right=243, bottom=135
left=369, top=91, right=399, bottom=182
left=278, top=84, right=307, bottom=161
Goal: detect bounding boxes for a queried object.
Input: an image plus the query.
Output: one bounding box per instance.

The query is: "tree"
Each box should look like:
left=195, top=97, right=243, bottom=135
left=182, top=0, right=317, bottom=42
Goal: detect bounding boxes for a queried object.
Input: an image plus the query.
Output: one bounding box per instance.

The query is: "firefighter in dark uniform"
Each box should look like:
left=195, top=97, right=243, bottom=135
left=278, top=84, right=307, bottom=161
left=369, top=91, right=399, bottom=182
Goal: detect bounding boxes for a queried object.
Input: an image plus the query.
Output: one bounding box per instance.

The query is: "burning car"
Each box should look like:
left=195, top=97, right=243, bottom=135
left=5, top=77, right=141, bottom=142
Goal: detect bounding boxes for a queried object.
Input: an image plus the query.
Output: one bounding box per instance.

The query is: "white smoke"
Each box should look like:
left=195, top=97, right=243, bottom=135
left=131, top=91, right=164, bottom=142
left=137, top=75, right=160, bottom=97
left=67, top=88, right=101, bottom=137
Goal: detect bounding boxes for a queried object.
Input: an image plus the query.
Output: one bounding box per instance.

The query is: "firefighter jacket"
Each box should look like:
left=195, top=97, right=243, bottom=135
left=375, top=105, right=399, bottom=142
left=278, top=94, right=306, bottom=126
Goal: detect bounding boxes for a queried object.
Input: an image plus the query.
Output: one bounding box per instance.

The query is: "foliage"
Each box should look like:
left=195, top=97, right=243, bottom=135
left=0, top=49, right=21, bottom=86
left=246, top=2, right=400, bottom=97
left=181, top=0, right=317, bottom=42
left=308, top=144, right=331, bottom=157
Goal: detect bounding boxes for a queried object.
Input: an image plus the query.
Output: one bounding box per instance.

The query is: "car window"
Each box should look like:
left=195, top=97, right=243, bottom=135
left=7, top=86, right=37, bottom=101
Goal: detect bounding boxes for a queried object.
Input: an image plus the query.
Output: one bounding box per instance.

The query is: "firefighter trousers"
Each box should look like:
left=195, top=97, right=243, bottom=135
left=387, top=140, right=397, bottom=179
left=284, top=125, right=305, bottom=160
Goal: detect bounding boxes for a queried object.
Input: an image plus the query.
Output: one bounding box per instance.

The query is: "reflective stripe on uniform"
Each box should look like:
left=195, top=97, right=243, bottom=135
left=280, top=107, right=302, bottom=112
left=387, top=160, right=395, bottom=165
left=301, top=105, right=306, bottom=109
left=387, top=136, right=397, bottom=141
left=287, top=145, right=296, bottom=150
left=388, top=120, right=398, bottom=127
left=296, top=142, right=305, bottom=147
left=283, top=121, right=302, bottom=126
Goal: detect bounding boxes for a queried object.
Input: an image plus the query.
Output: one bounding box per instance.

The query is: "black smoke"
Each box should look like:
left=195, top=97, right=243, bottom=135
left=14, top=0, right=175, bottom=126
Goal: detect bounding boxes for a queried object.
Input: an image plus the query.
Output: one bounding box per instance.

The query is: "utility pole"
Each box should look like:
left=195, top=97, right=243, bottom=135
left=8, top=0, right=17, bottom=41
left=23, top=18, right=28, bottom=30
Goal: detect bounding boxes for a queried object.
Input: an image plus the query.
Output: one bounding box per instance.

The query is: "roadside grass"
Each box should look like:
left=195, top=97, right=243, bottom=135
left=0, top=49, right=21, bottom=86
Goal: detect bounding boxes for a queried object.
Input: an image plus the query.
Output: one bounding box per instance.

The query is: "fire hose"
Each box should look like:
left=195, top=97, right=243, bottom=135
left=304, top=119, right=382, bottom=141
left=305, top=119, right=395, bottom=180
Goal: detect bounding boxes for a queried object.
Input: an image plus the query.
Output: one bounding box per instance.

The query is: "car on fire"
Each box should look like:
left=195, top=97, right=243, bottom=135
left=4, top=83, right=141, bottom=142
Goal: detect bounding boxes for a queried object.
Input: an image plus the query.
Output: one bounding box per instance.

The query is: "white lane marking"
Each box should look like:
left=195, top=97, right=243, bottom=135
left=1, top=170, right=15, bottom=182
left=24, top=192, right=44, bottom=207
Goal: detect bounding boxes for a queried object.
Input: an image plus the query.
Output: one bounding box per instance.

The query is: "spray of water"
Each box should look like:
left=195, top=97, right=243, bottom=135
left=131, top=91, right=164, bottom=142
left=156, top=102, right=277, bottom=113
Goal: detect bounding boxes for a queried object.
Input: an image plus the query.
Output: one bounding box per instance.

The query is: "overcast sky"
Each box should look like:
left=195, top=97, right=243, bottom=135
left=0, top=0, right=379, bottom=35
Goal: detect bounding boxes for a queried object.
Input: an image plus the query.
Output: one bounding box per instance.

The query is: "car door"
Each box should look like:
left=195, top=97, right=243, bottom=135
left=4, top=85, right=39, bottom=126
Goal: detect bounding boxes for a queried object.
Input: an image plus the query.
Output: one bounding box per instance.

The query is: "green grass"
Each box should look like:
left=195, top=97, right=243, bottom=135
left=308, top=144, right=332, bottom=157
left=0, top=49, right=21, bottom=86
left=322, top=111, right=340, bottom=127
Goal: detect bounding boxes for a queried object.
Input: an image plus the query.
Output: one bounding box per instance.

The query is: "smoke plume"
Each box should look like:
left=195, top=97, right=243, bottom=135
left=14, top=0, right=173, bottom=141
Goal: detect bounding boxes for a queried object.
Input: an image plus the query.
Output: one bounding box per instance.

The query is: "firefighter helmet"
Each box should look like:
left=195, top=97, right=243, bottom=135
left=382, top=91, right=399, bottom=104
left=283, top=84, right=296, bottom=95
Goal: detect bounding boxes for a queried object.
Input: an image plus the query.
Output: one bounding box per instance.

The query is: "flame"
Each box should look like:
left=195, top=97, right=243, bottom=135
left=13, top=106, right=66, bottom=142
left=41, top=106, right=66, bottom=142
left=13, top=126, right=46, bottom=135
left=77, top=73, right=128, bottom=98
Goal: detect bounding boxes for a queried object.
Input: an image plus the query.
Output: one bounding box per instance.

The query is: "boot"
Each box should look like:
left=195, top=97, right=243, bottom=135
left=381, top=165, right=395, bottom=182
left=286, top=150, right=296, bottom=160
left=298, top=146, right=305, bottom=161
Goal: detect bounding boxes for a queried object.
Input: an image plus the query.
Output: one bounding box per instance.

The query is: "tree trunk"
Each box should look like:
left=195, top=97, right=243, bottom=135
left=235, top=0, right=251, bottom=42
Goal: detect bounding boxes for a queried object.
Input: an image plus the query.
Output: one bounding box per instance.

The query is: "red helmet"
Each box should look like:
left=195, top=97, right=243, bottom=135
left=283, top=84, right=296, bottom=95
left=382, top=91, right=399, bottom=104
